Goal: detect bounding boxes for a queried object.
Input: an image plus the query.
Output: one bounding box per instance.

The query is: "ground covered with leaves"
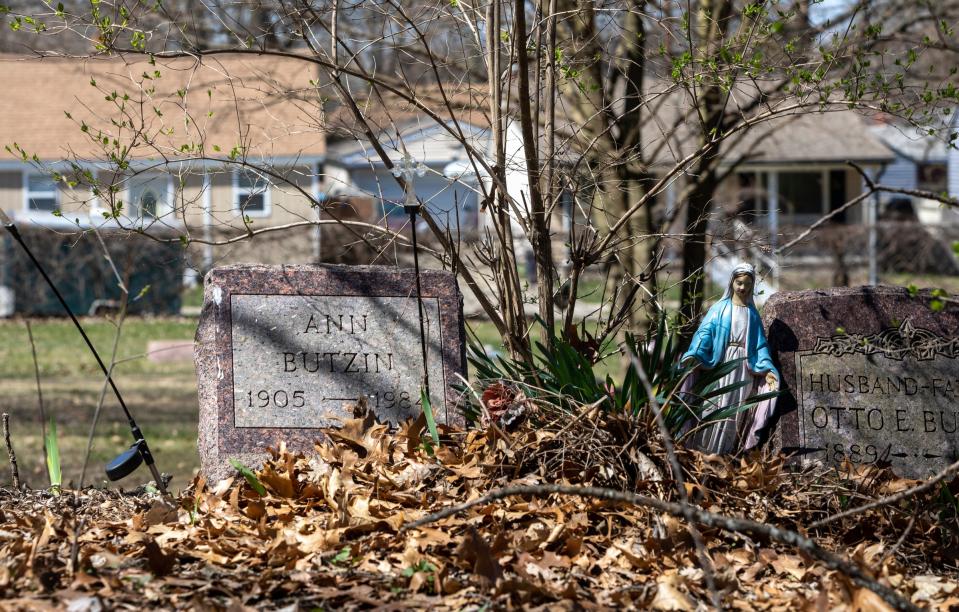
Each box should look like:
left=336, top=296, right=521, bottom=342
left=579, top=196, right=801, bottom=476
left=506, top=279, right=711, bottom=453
left=1, top=409, right=958, bottom=610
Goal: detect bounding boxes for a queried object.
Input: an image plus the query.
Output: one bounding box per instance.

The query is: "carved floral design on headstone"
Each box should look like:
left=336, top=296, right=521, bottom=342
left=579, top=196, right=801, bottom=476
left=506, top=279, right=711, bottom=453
left=813, top=318, right=959, bottom=361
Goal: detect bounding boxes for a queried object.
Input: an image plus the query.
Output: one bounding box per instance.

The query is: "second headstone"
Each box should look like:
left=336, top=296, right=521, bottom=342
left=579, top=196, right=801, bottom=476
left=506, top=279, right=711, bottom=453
left=764, top=286, right=959, bottom=478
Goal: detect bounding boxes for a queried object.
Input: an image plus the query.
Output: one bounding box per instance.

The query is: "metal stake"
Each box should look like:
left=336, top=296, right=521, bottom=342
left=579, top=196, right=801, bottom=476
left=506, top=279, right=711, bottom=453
left=405, top=204, right=436, bottom=419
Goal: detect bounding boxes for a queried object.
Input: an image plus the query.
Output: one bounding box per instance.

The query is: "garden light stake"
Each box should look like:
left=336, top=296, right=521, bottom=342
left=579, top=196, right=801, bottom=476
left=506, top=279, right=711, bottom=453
left=0, top=209, right=167, bottom=494
left=405, top=203, right=434, bottom=418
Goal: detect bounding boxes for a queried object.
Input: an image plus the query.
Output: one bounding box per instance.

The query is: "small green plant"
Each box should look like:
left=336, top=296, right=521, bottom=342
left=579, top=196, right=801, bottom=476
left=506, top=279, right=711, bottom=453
left=935, top=482, right=959, bottom=543
left=328, top=546, right=353, bottom=566
left=420, top=387, right=440, bottom=449
left=45, top=416, right=62, bottom=494
left=403, top=560, right=437, bottom=591
left=188, top=496, right=200, bottom=526
left=229, top=458, right=266, bottom=496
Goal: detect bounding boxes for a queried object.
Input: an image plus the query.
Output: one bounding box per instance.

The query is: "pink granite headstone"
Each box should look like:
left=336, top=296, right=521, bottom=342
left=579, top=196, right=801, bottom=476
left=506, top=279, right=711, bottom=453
left=763, top=286, right=959, bottom=478
left=195, top=264, right=466, bottom=480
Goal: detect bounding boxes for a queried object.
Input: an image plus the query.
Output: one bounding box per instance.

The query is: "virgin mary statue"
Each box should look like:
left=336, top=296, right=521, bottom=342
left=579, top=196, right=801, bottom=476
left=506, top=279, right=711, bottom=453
left=680, top=263, right=779, bottom=455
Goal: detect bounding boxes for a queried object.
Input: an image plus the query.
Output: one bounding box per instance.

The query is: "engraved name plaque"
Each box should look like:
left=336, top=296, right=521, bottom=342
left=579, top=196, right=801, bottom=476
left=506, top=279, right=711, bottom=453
left=195, top=264, right=465, bottom=480
left=230, top=294, right=445, bottom=428
left=797, top=320, right=959, bottom=478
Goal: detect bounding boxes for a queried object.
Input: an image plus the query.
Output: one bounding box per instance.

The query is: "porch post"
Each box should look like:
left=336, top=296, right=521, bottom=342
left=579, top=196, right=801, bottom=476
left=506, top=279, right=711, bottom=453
left=767, top=171, right=779, bottom=252
left=665, top=176, right=677, bottom=220
left=767, top=171, right=780, bottom=287
left=312, top=161, right=322, bottom=263
left=868, top=181, right=879, bottom=286
left=202, top=173, right=213, bottom=272
left=949, top=108, right=959, bottom=200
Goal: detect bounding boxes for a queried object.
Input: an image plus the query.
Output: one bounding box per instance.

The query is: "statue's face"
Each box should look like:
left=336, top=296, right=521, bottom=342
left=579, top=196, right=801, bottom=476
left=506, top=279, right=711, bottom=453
left=732, top=274, right=753, bottom=301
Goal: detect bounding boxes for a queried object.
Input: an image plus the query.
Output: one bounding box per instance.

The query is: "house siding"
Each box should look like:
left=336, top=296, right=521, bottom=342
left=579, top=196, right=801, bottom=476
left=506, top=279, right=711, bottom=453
left=845, top=168, right=866, bottom=224
left=879, top=155, right=917, bottom=195
left=268, top=165, right=315, bottom=225
left=0, top=170, right=91, bottom=218
left=181, top=165, right=317, bottom=267
left=0, top=164, right=321, bottom=270
left=349, top=165, right=480, bottom=231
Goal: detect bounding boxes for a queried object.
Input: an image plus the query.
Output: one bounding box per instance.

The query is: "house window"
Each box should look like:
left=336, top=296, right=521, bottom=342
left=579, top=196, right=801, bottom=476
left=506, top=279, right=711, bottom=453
left=828, top=169, right=848, bottom=222
left=234, top=169, right=270, bottom=217
left=735, top=173, right=766, bottom=219
left=26, top=173, right=58, bottom=212
left=779, top=171, right=824, bottom=217
left=129, top=174, right=169, bottom=219
left=917, top=163, right=947, bottom=193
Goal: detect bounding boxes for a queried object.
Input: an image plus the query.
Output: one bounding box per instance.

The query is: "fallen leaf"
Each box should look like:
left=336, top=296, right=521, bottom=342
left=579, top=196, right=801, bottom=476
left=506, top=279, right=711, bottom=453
left=651, top=573, right=693, bottom=611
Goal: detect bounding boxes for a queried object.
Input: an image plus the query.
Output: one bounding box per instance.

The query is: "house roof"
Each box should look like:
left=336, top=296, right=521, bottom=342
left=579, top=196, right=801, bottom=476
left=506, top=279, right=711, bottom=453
left=329, top=80, right=894, bottom=172
left=869, top=121, right=948, bottom=163
left=547, top=81, right=895, bottom=168
left=327, top=117, right=493, bottom=168
left=634, top=88, right=895, bottom=167
left=726, top=110, right=895, bottom=166
left=324, top=85, right=492, bottom=141
left=0, top=53, right=326, bottom=163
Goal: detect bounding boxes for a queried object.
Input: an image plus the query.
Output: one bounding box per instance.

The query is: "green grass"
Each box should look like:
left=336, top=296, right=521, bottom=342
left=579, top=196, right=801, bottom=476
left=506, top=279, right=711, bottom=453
left=0, top=317, right=197, bottom=378
left=0, top=296, right=676, bottom=492
left=882, top=273, right=959, bottom=295
left=465, top=319, right=504, bottom=348
left=567, top=273, right=685, bottom=306
left=0, top=318, right=199, bottom=492
left=181, top=284, right=205, bottom=309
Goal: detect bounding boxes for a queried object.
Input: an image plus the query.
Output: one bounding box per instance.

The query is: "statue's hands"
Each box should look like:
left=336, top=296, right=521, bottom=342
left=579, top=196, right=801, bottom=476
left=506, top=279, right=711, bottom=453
left=765, top=371, right=778, bottom=390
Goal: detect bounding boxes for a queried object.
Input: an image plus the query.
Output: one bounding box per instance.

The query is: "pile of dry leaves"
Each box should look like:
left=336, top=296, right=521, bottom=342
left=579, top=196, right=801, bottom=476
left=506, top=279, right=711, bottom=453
left=0, top=406, right=958, bottom=610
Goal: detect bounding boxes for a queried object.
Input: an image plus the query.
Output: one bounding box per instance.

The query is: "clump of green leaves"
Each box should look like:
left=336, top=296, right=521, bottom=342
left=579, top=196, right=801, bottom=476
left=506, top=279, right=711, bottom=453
left=402, top=560, right=437, bottom=592
left=464, top=315, right=777, bottom=435
left=328, top=546, right=354, bottom=567
left=420, top=387, right=440, bottom=451
left=906, top=283, right=950, bottom=312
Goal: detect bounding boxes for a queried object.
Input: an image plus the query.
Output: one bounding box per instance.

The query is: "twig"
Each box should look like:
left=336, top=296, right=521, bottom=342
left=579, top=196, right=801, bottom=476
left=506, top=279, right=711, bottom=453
left=879, top=512, right=917, bottom=567
left=774, top=187, right=873, bottom=255
left=79, top=255, right=132, bottom=487
left=776, top=160, right=959, bottom=255
left=70, top=515, right=86, bottom=577
left=3, top=413, right=20, bottom=489
left=849, top=159, right=959, bottom=207
left=630, top=355, right=721, bottom=609
left=399, top=483, right=918, bottom=612
left=810, top=458, right=959, bottom=529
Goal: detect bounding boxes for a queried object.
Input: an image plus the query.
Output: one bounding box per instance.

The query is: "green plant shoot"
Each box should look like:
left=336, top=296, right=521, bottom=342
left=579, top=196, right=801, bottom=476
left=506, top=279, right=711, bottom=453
left=229, top=458, right=266, bottom=496
left=45, top=416, right=61, bottom=493
left=420, top=387, right=440, bottom=448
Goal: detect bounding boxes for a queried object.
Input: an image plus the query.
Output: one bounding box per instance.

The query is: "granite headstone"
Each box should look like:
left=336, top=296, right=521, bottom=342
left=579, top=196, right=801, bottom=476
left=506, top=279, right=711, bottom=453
left=764, top=286, right=959, bottom=478
left=195, top=264, right=466, bottom=480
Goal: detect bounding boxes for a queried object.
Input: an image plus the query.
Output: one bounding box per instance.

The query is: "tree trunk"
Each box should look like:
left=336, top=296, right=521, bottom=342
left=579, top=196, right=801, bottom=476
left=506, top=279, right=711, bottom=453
left=679, top=162, right=718, bottom=342
left=619, top=168, right=652, bottom=330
